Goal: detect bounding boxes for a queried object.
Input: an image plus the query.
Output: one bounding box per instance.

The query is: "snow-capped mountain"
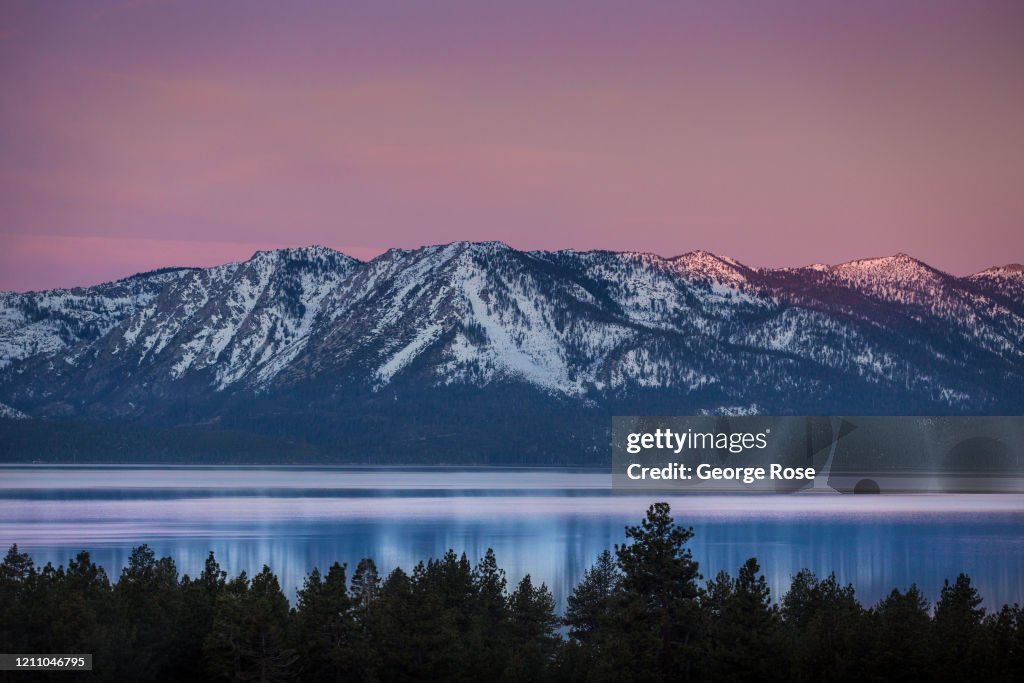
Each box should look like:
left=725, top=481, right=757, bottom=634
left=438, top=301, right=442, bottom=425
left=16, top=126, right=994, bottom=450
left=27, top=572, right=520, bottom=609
left=1, top=243, right=1021, bottom=462
left=967, top=264, right=1024, bottom=317
left=96, top=246, right=358, bottom=390
left=0, top=267, right=191, bottom=370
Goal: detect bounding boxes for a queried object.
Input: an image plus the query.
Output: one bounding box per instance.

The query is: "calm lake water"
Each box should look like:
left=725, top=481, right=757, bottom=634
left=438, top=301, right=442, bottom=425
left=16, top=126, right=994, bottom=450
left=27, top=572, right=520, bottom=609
left=1, top=466, right=1023, bottom=612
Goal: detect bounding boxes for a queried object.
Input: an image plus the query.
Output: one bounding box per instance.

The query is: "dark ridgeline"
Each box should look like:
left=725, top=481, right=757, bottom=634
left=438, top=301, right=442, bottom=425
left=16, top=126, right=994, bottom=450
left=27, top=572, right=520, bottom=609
left=1, top=504, right=1022, bottom=682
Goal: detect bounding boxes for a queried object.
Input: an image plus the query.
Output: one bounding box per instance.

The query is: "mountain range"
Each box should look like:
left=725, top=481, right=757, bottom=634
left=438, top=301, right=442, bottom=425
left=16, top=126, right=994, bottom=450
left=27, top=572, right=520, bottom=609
left=1, top=242, right=1022, bottom=463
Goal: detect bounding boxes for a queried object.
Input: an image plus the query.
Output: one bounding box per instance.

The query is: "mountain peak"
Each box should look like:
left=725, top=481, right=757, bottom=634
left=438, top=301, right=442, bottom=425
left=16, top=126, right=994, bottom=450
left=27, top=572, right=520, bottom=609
left=422, top=240, right=513, bottom=252
left=973, top=263, right=1024, bottom=278
left=671, top=250, right=749, bottom=283
left=837, top=252, right=927, bottom=268
left=248, top=245, right=358, bottom=264
left=373, top=240, right=514, bottom=264
left=817, top=253, right=955, bottom=307
left=831, top=252, right=942, bottom=279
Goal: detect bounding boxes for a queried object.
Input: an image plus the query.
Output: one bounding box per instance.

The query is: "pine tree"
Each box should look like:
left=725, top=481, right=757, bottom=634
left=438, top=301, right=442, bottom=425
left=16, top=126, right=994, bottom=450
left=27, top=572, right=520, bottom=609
left=57, top=552, right=111, bottom=665
left=704, top=558, right=786, bottom=682
left=869, top=585, right=932, bottom=682
left=370, top=567, right=417, bottom=680
left=468, top=548, right=511, bottom=679
left=613, top=502, right=703, bottom=682
left=933, top=573, right=986, bottom=682
left=170, top=551, right=226, bottom=681
left=296, top=562, right=358, bottom=681
left=505, top=574, right=560, bottom=681
left=565, top=549, right=620, bottom=642
left=984, top=604, right=1019, bottom=682
left=350, top=557, right=380, bottom=623
left=204, top=566, right=297, bottom=682
left=110, top=545, right=182, bottom=681
left=781, top=569, right=864, bottom=682
left=0, top=545, right=34, bottom=651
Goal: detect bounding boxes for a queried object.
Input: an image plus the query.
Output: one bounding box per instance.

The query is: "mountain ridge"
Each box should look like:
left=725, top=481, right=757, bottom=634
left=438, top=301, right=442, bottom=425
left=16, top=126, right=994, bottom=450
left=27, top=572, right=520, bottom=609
left=1, top=242, right=1021, bottom=463
left=7, top=242, right=1019, bottom=297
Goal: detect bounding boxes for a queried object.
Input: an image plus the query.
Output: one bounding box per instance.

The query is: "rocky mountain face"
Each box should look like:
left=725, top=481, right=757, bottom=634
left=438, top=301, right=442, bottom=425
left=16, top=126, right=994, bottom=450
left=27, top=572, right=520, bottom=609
left=1, top=243, right=1021, bottom=463
left=0, top=267, right=192, bottom=371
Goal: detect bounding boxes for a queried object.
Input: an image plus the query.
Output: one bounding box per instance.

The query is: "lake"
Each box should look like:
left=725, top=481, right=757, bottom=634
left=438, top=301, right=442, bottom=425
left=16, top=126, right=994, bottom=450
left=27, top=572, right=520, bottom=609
left=1, top=466, right=1023, bottom=612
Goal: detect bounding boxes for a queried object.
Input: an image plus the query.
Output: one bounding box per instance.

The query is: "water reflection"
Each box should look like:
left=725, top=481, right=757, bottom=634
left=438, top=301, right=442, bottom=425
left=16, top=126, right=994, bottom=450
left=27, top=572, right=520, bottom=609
left=0, top=467, right=1022, bottom=612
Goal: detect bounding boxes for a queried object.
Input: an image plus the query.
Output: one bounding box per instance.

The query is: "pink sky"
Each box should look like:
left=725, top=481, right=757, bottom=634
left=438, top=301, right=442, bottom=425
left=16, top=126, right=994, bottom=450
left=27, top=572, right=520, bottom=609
left=2, top=0, right=1023, bottom=291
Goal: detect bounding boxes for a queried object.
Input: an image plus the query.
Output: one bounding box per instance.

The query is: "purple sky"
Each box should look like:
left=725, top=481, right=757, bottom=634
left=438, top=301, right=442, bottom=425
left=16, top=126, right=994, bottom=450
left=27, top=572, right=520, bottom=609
left=2, top=0, right=1023, bottom=291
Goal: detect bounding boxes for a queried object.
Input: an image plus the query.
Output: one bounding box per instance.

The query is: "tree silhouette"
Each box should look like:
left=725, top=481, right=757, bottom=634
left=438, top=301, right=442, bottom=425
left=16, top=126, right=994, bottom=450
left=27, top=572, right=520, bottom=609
left=204, top=567, right=297, bottom=682
left=1, top=504, right=1022, bottom=682
left=506, top=574, right=559, bottom=681
left=933, top=573, right=987, bottom=682
left=704, top=558, right=786, bottom=681
left=295, top=562, right=358, bottom=680
left=614, top=502, right=703, bottom=681
left=781, top=569, right=865, bottom=682
left=565, top=549, right=620, bottom=643
left=867, top=585, right=932, bottom=682
left=111, top=545, right=181, bottom=681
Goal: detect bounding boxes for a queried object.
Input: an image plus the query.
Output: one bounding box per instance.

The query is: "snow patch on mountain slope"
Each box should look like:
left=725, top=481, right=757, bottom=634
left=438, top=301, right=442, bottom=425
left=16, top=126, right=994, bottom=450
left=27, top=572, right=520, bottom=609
left=699, top=404, right=762, bottom=416
left=253, top=267, right=348, bottom=385
left=99, top=248, right=358, bottom=388
left=0, top=401, right=28, bottom=419
left=458, top=267, right=576, bottom=393
left=0, top=269, right=188, bottom=368
left=376, top=323, right=443, bottom=385
left=609, top=347, right=715, bottom=390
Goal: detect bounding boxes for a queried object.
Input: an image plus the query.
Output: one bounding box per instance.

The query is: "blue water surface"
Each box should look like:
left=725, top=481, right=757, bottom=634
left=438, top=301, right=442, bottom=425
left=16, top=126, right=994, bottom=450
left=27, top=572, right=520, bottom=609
left=1, top=466, right=1021, bottom=612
